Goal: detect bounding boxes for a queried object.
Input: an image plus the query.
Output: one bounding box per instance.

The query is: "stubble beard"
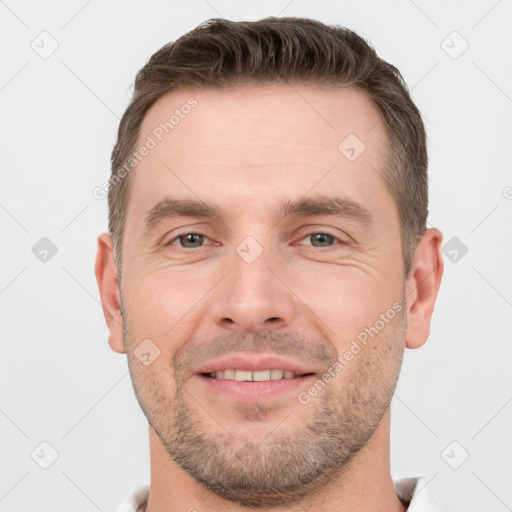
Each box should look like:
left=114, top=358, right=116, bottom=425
left=122, top=301, right=406, bottom=508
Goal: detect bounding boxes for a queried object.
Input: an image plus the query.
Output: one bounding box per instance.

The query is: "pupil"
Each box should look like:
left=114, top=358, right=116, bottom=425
left=183, top=234, right=202, bottom=247
left=313, top=233, right=332, bottom=246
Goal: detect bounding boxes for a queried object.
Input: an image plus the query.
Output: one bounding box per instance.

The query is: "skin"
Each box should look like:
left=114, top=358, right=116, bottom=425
left=95, top=84, right=444, bottom=512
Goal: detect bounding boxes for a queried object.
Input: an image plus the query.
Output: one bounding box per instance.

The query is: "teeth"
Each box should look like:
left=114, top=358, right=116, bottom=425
left=223, top=369, right=235, bottom=379
left=270, top=369, right=284, bottom=380
left=252, top=370, right=271, bottom=381
left=235, top=370, right=253, bottom=382
left=210, top=369, right=299, bottom=381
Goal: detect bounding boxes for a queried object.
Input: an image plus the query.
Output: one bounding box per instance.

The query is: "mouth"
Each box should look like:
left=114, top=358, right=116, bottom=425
left=194, top=354, right=318, bottom=401
left=201, top=369, right=315, bottom=381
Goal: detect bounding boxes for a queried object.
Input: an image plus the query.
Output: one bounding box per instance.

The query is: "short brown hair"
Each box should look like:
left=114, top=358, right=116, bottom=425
left=109, top=17, right=428, bottom=279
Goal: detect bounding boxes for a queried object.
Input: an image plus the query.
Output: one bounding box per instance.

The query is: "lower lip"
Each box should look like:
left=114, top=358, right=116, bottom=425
left=196, top=374, right=317, bottom=401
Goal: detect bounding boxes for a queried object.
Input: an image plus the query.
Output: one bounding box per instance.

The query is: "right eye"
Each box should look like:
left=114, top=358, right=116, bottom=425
left=166, top=233, right=210, bottom=249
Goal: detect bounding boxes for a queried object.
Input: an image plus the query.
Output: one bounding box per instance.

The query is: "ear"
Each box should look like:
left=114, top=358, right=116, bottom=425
left=94, top=232, right=126, bottom=354
left=405, top=228, right=444, bottom=349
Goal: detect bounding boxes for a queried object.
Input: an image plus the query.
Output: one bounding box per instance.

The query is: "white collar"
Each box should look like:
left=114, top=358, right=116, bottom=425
left=394, top=476, right=443, bottom=511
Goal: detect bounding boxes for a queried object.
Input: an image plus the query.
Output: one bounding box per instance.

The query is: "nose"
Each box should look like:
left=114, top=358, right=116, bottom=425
left=210, top=245, right=298, bottom=333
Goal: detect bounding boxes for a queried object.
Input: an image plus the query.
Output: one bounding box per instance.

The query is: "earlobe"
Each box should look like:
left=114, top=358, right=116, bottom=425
left=94, top=232, right=126, bottom=354
left=405, top=228, right=444, bottom=349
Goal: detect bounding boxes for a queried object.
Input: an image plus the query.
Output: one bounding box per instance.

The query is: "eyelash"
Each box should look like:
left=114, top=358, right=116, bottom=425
left=165, top=230, right=347, bottom=249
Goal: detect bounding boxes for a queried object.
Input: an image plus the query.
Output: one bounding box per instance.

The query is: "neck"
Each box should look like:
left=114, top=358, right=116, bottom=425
left=144, top=409, right=406, bottom=512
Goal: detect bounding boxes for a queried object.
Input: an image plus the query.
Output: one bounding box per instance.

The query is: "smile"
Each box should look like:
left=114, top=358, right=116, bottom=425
left=204, top=369, right=312, bottom=381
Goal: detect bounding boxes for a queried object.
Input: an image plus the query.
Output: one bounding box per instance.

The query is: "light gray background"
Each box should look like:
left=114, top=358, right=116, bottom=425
left=1, top=1, right=511, bottom=511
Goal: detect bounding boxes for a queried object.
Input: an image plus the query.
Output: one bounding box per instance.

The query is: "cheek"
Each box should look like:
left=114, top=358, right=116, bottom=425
left=287, top=263, right=403, bottom=343
left=127, top=352, right=177, bottom=417
left=122, top=269, right=216, bottom=353
left=331, top=310, right=406, bottom=402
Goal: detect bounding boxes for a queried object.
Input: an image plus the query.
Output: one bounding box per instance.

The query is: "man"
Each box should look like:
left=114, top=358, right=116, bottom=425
left=95, top=16, right=444, bottom=512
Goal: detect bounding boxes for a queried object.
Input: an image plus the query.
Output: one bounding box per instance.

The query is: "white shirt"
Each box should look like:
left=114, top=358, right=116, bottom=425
left=115, top=476, right=443, bottom=511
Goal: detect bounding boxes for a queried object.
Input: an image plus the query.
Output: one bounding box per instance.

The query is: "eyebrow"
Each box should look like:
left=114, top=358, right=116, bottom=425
left=278, top=196, right=372, bottom=224
left=143, top=198, right=224, bottom=234
left=143, top=195, right=372, bottom=235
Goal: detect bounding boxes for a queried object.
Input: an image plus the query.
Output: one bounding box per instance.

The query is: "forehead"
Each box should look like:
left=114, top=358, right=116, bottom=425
left=138, top=84, right=385, bottom=157
left=127, top=84, right=393, bottom=226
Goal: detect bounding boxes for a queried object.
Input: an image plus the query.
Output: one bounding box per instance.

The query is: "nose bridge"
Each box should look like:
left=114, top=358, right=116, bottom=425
left=211, top=238, right=297, bottom=333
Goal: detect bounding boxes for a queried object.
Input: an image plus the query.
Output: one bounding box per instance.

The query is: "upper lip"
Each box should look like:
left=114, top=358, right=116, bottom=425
left=195, top=354, right=316, bottom=376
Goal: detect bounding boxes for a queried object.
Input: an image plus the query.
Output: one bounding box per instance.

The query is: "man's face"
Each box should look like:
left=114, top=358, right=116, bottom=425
left=119, top=85, right=407, bottom=506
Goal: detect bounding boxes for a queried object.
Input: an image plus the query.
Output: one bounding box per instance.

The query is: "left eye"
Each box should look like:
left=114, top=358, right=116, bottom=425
left=300, top=232, right=341, bottom=247
left=167, top=233, right=209, bottom=248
